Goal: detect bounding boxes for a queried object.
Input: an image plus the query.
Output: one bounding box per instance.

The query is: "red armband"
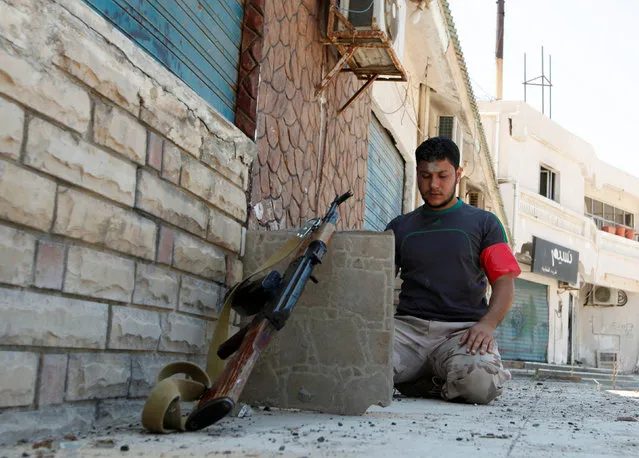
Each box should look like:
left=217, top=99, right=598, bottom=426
left=480, top=243, right=521, bottom=284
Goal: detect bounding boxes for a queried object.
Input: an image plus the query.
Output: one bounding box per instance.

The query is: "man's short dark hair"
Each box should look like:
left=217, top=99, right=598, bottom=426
left=415, top=137, right=460, bottom=169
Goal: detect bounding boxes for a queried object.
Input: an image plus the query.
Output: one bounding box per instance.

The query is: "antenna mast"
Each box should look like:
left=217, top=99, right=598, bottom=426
left=523, top=46, right=553, bottom=118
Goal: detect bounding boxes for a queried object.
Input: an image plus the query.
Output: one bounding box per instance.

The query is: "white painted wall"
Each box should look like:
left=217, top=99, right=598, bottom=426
left=480, top=100, right=639, bottom=372
left=576, top=292, right=639, bottom=372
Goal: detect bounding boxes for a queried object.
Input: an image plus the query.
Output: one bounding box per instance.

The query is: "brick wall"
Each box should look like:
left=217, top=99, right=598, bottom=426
left=0, top=0, right=255, bottom=440
left=249, top=0, right=372, bottom=231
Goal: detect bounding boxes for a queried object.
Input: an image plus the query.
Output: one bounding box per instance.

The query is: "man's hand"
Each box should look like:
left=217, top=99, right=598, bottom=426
left=459, top=322, right=496, bottom=355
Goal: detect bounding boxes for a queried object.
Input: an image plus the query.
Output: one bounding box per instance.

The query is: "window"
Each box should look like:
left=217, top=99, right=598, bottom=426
left=467, top=191, right=483, bottom=208
left=438, top=116, right=454, bottom=139
left=539, top=166, right=557, bottom=201
left=584, top=196, right=635, bottom=230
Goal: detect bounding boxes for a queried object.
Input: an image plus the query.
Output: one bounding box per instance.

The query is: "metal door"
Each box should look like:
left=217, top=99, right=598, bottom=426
left=84, top=0, right=244, bottom=121
left=494, top=278, right=549, bottom=362
left=364, top=115, right=405, bottom=231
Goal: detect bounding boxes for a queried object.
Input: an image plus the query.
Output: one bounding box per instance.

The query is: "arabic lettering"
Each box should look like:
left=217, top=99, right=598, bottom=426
left=551, top=248, right=573, bottom=267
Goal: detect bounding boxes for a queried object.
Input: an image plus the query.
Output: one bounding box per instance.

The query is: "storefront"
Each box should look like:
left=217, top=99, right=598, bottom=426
left=364, top=115, right=405, bottom=231
left=495, top=237, right=579, bottom=362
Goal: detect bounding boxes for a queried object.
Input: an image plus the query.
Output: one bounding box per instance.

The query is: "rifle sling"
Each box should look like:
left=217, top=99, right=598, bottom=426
left=141, top=233, right=310, bottom=433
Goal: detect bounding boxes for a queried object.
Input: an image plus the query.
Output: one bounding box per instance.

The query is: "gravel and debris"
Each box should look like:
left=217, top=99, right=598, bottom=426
left=1, top=379, right=637, bottom=457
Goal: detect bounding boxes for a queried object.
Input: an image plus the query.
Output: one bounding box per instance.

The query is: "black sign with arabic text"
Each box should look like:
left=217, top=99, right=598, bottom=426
left=531, top=236, right=579, bottom=284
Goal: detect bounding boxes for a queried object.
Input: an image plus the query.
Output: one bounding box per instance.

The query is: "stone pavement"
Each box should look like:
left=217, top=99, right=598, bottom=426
left=1, top=378, right=638, bottom=458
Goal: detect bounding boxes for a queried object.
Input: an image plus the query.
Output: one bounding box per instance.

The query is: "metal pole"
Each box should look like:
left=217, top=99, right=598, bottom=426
left=495, top=0, right=505, bottom=100
left=523, top=52, right=527, bottom=102
left=541, top=46, right=545, bottom=115
left=549, top=54, right=552, bottom=118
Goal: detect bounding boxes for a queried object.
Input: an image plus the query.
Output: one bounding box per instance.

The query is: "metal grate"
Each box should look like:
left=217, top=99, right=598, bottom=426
left=438, top=116, right=454, bottom=139
left=467, top=191, right=481, bottom=208
left=596, top=351, right=619, bottom=370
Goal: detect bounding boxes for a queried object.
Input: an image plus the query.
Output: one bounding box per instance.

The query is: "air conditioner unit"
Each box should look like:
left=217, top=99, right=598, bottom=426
left=337, top=0, right=406, bottom=59
left=590, top=286, right=618, bottom=306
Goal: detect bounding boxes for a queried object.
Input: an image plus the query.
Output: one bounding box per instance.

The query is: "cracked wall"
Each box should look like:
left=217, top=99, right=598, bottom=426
left=0, top=0, right=255, bottom=435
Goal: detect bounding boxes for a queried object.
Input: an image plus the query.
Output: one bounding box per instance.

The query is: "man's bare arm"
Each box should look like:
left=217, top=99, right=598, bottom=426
left=460, top=275, right=515, bottom=355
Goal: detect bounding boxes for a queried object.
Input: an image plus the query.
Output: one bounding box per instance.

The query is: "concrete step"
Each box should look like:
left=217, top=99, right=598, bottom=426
left=503, top=360, right=618, bottom=375
left=509, top=368, right=639, bottom=390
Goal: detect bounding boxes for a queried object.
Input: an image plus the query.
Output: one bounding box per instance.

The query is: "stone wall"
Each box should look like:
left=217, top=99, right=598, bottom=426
left=240, top=230, right=395, bottom=415
left=249, top=0, right=372, bottom=231
left=0, top=0, right=255, bottom=441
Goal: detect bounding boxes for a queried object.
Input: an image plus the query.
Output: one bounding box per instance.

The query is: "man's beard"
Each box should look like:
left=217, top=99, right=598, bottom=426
left=424, top=187, right=457, bottom=209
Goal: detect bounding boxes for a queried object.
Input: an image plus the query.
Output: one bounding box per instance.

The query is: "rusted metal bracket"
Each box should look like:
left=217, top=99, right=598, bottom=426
left=315, top=46, right=359, bottom=98
left=337, top=75, right=378, bottom=114
left=316, top=1, right=407, bottom=115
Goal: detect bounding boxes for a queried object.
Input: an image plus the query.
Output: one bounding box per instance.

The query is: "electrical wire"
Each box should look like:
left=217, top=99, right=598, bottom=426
left=338, top=0, right=376, bottom=14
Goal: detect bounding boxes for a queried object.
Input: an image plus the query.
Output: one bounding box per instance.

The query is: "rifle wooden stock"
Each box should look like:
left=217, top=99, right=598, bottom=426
left=185, top=320, right=277, bottom=431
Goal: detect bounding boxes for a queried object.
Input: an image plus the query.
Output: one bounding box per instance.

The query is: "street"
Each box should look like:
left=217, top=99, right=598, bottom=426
left=2, top=378, right=637, bottom=458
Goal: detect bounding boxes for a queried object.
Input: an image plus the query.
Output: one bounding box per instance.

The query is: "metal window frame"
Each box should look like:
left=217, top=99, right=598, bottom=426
left=584, top=196, right=636, bottom=230
left=539, top=165, right=556, bottom=201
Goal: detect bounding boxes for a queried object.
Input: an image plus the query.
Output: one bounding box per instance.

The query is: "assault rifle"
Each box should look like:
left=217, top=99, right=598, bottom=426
left=184, top=190, right=353, bottom=431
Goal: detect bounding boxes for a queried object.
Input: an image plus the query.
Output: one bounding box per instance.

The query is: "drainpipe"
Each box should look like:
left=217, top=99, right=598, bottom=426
left=498, top=178, right=519, bottom=248
left=494, top=114, right=501, bottom=177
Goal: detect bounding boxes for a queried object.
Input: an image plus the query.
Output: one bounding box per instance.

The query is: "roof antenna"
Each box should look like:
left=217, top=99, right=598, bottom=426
left=523, top=46, right=554, bottom=118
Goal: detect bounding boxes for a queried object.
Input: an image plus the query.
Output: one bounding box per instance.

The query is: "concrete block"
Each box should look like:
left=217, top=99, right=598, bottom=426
left=0, top=287, right=108, bottom=348
left=159, top=313, right=210, bottom=354
left=162, top=142, right=182, bottom=184
left=64, top=246, right=135, bottom=302
left=181, top=156, right=247, bottom=221
left=178, top=274, right=221, bottom=318
left=173, top=231, right=226, bottom=282
left=53, top=187, right=156, bottom=260
left=0, top=97, right=24, bottom=159
left=25, top=118, right=136, bottom=206
left=38, top=354, right=68, bottom=407
left=156, top=225, right=174, bottom=265
left=227, top=256, right=244, bottom=286
left=94, top=101, right=146, bottom=164
left=200, top=134, right=246, bottom=190
left=0, top=351, right=38, bottom=408
left=133, top=263, right=179, bottom=309
left=0, top=49, right=90, bottom=133
left=109, top=305, right=162, bottom=351
left=130, top=354, right=177, bottom=398
left=0, top=160, right=56, bottom=231
left=0, top=224, right=36, bottom=286
left=66, top=353, right=131, bottom=401
left=0, top=404, right=96, bottom=445
left=136, top=170, right=208, bottom=237
left=34, top=240, right=65, bottom=290
left=240, top=230, right=395, bottom=415
left=146, top=131, right=163, bottom=171
left=54, top=32, right=143, bottom=115
left=208, top=209, right=243, bottom=253
left=139, top=85, right=202, bottom=157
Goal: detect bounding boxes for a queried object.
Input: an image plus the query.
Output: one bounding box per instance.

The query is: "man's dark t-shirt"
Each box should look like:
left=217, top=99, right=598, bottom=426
left=385, top=199, right=514, bottom=322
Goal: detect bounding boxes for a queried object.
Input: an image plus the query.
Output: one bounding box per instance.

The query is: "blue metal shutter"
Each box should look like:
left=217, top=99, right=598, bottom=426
left=365, top=115, right=405, bottom=231
left=494, top=279, right=549, bottom=362
left=83, top=0, right=244, bottom=121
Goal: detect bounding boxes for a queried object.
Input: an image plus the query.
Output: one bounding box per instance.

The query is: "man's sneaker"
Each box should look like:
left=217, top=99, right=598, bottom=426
left=394, top=376, right=444, bottom=399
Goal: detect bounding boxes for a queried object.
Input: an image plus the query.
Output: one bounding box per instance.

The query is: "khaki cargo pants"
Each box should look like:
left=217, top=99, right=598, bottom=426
left=393, top=315, right=511, bottom=404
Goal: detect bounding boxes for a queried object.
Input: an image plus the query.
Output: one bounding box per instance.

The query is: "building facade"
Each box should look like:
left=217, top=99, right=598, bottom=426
left=481, top=100, right=639, bottom=373
left=0, top=0, right=510, bottom=439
